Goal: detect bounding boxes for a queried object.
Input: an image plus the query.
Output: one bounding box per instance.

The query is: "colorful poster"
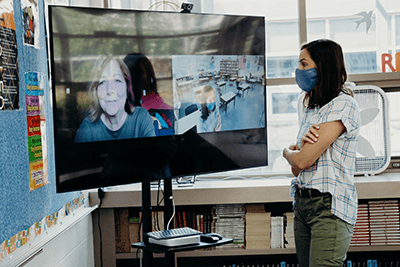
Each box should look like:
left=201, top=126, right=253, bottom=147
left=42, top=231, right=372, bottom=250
left=21, top=0, right=39, bottom=47
left=25, top=71, right=48, bottom=191
left=0, top=194, right=85, bottom=263
left=0, top=0, right=19, bottom=110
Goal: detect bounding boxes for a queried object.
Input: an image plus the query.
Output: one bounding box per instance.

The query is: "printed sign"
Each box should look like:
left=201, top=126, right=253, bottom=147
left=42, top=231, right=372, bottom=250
left=25, top=72, right=48, bottom=191
left=0, top=0, right=19, bottom=110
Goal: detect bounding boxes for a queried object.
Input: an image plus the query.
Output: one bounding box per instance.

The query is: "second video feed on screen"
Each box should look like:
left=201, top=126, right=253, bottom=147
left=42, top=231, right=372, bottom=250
left=173, top=55, right=266, bottom=135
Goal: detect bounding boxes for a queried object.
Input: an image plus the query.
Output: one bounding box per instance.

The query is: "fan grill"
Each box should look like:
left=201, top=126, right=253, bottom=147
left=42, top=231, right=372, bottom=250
left=352, top=86, right=390, bottom=175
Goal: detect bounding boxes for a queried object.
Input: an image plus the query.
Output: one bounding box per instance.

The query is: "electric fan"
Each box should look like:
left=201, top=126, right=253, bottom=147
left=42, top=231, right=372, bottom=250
left=350, top=85, right=391, bottom=175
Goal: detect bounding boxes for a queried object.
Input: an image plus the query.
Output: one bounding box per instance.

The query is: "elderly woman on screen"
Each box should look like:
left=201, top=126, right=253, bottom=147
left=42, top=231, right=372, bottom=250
left=74, top=55, right=155, bottom=143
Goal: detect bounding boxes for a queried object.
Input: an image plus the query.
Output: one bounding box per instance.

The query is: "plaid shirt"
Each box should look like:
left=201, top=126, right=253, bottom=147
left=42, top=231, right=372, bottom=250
left=290, top=92, right=361, bottom=225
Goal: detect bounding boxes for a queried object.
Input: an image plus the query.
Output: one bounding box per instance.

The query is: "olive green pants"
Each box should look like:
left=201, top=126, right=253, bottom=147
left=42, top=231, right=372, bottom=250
left=294, top=191, right=354, bottom=267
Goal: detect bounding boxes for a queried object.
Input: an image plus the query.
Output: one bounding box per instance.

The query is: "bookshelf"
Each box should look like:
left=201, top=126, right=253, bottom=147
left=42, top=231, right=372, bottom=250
left=89, top=171, right=400, bottom=267
left=219, top=59, right=240, bottom=78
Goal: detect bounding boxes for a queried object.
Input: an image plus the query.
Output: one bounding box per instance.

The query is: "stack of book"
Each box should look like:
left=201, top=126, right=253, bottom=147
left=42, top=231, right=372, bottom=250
left=245, top=204, right=271, bottom=250
left=270, top=216, right=285, bottom=249
left=369, top=200, right=400, bottom=246
left=214, top=204, right=246, bottom=249
left=174, top=209, right=214, bottom=234
left=350, top=203, right=370, bottom=247
left=285, top=212, right=295, bottom=248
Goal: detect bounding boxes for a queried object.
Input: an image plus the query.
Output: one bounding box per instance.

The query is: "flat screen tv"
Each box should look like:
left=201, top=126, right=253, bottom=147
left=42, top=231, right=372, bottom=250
left=48, top=5, right=267, bottom=193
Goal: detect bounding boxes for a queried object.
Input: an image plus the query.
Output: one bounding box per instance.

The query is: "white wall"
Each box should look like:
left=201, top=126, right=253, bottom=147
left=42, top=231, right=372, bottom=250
left=26, top=213, right=94, bottom=267
left=1, top=208, right=95, bottom=267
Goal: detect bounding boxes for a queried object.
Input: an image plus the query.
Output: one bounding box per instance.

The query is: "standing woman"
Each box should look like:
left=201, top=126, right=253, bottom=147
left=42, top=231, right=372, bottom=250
left=283, top=39, right=361, bottom=267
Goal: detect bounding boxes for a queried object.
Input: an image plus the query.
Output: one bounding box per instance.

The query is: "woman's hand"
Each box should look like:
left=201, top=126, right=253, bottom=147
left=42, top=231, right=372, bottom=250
left=284, top=121, right=345, bottom=175
left=288, top=144, right=299, bottom=151
left=283, top=145, right=301, bottom=176
left=301, top=124, right=320, bottom=147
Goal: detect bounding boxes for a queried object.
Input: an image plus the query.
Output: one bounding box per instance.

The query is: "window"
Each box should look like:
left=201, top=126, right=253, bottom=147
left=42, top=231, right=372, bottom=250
left=265, top=1, right=299, bottom=79
left=305, top=0, right=400, bottom=158
left=70, top=0, right=90, bottom=6
left=265, top=85, right=300, bottom=174
left=396, top=15, right=400, bottom=45
left=208, top=0, right=299, bottom=175
left=307, top=0, right=400, bottom=75
left=387, top=91, right=400, bottom=156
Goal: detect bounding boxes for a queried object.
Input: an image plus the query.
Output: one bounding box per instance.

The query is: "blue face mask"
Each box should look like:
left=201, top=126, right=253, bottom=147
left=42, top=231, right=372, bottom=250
left=207, top=102, right=215, bottom=111
left=295, top=68, right=318, bottom=93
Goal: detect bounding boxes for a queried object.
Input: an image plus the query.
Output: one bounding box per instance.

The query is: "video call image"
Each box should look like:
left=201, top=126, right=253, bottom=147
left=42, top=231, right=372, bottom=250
left=172, top=55, right=265, bottom=135
left=60, top=54, right=174, bottom=143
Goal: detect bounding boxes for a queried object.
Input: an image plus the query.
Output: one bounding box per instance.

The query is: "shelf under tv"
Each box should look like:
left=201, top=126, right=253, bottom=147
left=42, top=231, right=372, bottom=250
left=116, top=245, right=400, bottom=260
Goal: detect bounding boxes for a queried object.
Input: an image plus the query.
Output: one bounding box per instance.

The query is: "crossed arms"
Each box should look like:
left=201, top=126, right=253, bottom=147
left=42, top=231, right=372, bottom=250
left=283, top=121, right=345, bottom=177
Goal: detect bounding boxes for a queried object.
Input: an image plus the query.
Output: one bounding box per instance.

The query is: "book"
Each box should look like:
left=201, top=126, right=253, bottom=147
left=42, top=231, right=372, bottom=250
left=176, top=211, right=182, bottom=228
left=214, top=204, right=246, bottom=250
left=182, top=211, right=188, bottom=227
left=246, top=203, right=265, bottom=213
left=271, top=216, right=284, bottom=249
left=192, top=211, right=197, bottom=230
left=200, top=214, right=204, bottom=233
left=285, top=212, right=295, bottom=248
left=196, top=214, right=200, bottom=231
left=245, top=211, right=271, bottom=250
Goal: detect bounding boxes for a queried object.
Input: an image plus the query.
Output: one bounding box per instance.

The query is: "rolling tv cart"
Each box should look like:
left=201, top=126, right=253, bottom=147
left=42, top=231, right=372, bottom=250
left=133, top=178, right=233, bottom=267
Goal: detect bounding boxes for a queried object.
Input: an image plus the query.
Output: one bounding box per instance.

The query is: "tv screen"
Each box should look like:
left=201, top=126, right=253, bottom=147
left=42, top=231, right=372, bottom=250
left=49, top=6, right=267, bottom=193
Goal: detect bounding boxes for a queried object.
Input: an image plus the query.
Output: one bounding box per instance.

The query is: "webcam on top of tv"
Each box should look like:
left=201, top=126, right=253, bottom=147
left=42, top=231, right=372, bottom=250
left=181, top=2, right=194, bottom=13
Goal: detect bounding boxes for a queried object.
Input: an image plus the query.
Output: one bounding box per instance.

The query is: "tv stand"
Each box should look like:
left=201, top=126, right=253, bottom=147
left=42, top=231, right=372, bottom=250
left=137, top=178, right=232, bottom=267
left=140, top=178, right=178, bottom=267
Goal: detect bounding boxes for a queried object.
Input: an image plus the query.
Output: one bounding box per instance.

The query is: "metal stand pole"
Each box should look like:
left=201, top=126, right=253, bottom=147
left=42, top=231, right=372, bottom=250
left=163, top=178, right=176, bottom=266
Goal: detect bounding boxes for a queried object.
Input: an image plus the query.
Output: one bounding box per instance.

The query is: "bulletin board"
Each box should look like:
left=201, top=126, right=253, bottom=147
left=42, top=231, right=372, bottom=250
left=0, top=0, right=80, bottom=251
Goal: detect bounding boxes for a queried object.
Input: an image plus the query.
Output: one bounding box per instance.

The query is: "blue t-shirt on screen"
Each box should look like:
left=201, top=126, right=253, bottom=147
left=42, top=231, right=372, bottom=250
left=74, top=106, right=155, bottom=143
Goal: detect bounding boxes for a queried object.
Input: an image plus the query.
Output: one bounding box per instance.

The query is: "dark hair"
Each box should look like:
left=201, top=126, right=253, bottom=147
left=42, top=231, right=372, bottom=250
left=87, top=55, right=134, bottom=122
left=123, top=53, right=157, bottom=106
left=301, top=39, right=351, bottom=108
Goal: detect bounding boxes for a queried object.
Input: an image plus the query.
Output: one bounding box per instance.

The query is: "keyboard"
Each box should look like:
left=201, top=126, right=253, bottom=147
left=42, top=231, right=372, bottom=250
left=146, top=227, right=201, bottom=247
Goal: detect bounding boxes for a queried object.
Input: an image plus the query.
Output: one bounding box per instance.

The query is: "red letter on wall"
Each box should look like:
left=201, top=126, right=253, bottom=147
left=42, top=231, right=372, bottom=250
left=382, top=53, right=395, bottom=72
left=396, top=52, right=400, bottom=72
